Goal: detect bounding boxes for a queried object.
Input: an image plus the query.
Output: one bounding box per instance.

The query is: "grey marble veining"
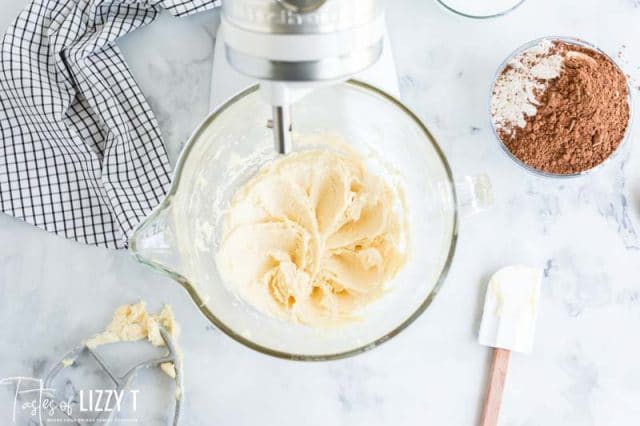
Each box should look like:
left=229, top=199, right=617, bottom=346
left=1, top=0, right=640, bottom=425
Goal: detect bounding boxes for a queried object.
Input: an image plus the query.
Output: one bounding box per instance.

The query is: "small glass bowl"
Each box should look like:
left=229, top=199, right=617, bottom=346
left=436, top=0, right=526, bottom=19
left=489, top=36, right=633, bottom=178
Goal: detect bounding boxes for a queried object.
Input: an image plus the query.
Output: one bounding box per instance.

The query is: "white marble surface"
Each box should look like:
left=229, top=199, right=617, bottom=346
left=2, top=0, right=640, bottom=425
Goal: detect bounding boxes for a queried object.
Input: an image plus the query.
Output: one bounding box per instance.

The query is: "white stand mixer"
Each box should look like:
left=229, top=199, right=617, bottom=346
left=209, top=0, right=400, bottom=154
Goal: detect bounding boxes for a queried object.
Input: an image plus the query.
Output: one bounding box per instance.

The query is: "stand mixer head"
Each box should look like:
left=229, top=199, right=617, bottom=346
left=220, top=0, right=385, bottom=154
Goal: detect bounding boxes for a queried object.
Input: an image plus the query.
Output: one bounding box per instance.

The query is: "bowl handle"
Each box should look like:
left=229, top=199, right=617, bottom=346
left=455, top=174, right=493, bottom=217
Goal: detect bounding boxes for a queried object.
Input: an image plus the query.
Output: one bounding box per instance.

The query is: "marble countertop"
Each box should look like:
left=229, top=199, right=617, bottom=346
left=2, top=0, right=640, bottom=425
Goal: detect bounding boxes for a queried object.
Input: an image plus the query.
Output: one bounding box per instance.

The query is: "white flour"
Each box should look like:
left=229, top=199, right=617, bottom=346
left=491, top=40, right=564, bottom=135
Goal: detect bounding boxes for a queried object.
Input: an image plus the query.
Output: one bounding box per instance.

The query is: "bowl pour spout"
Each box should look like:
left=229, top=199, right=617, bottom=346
left=129, top=200, right=186, bottom=283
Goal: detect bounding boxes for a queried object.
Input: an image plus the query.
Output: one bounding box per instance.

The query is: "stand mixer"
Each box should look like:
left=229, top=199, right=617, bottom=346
left=217, top=0, right=390, bottom=154
left=131, top=0, right=490, bottom=361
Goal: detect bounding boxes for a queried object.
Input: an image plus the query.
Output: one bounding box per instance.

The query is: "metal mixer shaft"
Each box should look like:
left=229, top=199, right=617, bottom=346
left=271, top=105, right=292, bottom=154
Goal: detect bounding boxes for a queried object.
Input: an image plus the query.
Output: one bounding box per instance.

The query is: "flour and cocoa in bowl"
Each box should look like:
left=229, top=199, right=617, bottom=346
left=491, top=39, right=630, bottom=175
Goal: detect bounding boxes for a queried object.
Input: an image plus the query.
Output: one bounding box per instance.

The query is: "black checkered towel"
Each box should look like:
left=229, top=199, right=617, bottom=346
left=0, top=0, right=219, bottom=249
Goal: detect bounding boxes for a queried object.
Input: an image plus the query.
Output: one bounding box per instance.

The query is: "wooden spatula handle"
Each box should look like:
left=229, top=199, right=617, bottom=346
left=480, top=348, right=511, bottom=426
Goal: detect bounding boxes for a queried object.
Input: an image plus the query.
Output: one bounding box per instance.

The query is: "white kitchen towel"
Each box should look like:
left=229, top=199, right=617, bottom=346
left=0, top=0, right=219, bottom=249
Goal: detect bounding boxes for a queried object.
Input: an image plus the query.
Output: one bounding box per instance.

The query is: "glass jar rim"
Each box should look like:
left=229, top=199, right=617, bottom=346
left=435, top=0, right=527, bottom=19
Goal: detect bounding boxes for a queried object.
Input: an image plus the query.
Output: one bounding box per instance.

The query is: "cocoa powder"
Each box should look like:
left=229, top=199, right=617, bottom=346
left=497, top=41, right=630, bottom=175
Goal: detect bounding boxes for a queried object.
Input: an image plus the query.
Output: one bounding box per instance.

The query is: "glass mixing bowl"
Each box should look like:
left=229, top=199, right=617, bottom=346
left=129, top=81, right=463, bottom=360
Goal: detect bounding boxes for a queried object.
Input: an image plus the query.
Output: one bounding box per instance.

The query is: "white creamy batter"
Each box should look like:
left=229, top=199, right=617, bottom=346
left=217, top=149, right=408, bottom=326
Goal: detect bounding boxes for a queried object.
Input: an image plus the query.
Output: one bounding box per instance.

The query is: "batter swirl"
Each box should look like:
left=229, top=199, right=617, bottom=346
left=217, top=150, right=408, bottom=325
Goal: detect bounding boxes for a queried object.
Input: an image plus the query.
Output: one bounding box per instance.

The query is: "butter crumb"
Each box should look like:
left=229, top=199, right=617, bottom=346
left=85, top=301, right=182, bottom=379
left=160, top=362, right=176, bottom=379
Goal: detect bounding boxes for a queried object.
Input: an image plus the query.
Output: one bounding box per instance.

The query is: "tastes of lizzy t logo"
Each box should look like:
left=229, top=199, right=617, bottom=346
left=0, top=376, right=139, bottom=424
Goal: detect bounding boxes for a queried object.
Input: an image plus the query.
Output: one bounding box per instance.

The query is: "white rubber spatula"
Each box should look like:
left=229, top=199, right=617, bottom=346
left=478, top=265, right=543, bottom=426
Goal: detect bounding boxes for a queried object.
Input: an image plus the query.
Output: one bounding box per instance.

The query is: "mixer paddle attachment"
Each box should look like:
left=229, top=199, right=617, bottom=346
left=42, top=327, right=183, bottom=426
left=270, top=105, right=292, bottom=154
